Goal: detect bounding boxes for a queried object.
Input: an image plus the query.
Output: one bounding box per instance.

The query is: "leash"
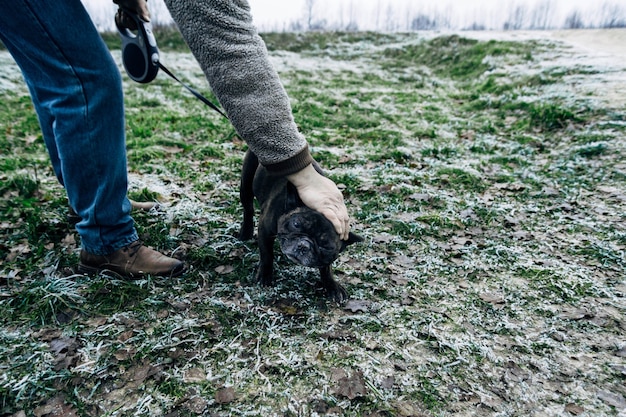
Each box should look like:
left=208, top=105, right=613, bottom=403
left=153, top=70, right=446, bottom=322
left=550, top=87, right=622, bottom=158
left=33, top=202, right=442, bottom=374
left=115, top=8, right=229, bottom=120
left=157, top=62, right=229, bottom=119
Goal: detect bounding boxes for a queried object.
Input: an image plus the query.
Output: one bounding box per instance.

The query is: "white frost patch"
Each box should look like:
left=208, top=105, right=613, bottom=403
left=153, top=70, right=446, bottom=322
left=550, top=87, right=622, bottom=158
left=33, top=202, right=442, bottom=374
left=0, top=51, right=27, bottom=93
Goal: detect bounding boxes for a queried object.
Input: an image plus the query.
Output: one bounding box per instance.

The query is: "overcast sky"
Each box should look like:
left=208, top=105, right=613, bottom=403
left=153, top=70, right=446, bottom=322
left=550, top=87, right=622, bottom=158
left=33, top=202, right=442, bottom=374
left=83, top=0, right=626, bottom=31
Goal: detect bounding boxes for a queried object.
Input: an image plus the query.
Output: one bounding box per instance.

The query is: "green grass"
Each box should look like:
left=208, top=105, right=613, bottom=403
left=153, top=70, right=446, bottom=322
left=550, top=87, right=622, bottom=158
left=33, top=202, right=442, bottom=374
left=1, top=31, right=625, bottom=416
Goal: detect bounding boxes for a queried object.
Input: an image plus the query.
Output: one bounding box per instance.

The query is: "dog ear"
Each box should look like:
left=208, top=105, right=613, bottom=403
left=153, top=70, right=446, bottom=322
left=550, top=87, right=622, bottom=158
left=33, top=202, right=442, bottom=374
left=340, top=232, right=364, bottom=251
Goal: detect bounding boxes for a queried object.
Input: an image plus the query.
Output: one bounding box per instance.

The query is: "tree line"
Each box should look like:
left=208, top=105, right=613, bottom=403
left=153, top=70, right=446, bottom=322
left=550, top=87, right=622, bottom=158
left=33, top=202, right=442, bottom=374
left=295, top=0, right=626, bottom=32
left=84, top=0, right=626, bottom=33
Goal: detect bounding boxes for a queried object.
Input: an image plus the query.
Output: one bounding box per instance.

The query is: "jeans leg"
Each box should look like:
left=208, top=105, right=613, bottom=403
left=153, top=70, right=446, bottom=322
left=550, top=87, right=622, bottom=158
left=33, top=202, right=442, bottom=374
left=0, top=0, right=137, bottom=254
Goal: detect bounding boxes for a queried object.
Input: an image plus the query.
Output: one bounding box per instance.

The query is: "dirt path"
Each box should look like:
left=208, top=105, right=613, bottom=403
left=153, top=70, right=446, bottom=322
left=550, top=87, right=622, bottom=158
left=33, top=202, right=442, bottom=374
left=466, top=28, right=626, bottom=108
left=551, top=28, right=626, bottom=61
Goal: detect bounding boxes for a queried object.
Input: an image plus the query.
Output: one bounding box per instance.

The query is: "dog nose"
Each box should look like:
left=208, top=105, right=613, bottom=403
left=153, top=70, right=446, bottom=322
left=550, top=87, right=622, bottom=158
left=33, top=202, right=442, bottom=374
left=297, top=241, right=312, bottom=253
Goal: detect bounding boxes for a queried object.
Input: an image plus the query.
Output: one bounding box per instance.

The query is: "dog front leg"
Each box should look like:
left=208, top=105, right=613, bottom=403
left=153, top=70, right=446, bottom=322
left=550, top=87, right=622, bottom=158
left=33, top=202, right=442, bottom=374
left=238, top=151, right=258, bottom=241
left=320, top=266, right=348, bottom=303
left=255, top=228, right=275, bottom=286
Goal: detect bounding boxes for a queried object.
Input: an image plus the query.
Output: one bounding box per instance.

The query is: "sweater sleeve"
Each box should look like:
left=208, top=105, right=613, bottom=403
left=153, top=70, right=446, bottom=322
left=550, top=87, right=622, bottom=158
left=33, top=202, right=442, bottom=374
left=163, top=0, right=313, bottom=175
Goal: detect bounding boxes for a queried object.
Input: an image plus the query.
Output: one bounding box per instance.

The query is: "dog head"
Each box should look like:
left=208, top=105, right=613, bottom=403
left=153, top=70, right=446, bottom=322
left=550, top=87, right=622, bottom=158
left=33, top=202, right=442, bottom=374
left=277, top=207, right=363, bottom=268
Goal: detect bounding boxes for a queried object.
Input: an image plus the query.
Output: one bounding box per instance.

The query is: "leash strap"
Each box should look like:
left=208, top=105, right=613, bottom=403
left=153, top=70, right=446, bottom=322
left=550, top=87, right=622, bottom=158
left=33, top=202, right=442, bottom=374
left=157, top=62, right=229, bottom=120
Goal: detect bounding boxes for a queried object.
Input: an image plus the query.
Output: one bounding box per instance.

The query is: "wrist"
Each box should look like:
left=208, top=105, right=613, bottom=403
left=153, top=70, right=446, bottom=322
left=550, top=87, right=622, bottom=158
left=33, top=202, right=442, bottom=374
left=263, top=146, right=314, bottom=177
left=286, top=164, right=316, bottom=187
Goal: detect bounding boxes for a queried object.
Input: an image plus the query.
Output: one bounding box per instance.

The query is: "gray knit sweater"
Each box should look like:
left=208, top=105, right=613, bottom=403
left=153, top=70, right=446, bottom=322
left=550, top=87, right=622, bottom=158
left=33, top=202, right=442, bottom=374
left=163, top=0, right=313, bottom=176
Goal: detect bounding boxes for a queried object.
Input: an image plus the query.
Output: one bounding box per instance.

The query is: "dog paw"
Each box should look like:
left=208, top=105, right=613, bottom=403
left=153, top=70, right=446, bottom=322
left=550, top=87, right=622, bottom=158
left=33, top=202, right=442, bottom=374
left=255, top=270, right=275, bottom=287
left=327, top=284, right=349, bottom=304
left=238, top=225, right=254, bottom=241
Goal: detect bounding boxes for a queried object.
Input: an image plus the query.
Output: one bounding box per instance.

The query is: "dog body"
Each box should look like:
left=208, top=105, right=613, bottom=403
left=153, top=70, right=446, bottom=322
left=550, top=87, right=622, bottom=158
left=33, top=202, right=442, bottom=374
left=238, top=150, right=361, bottom=302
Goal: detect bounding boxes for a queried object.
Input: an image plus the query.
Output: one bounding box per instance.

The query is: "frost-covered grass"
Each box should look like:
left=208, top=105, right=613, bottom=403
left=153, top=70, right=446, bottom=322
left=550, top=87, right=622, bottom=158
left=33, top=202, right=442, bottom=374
left=1, top=30, right=625, bottom=416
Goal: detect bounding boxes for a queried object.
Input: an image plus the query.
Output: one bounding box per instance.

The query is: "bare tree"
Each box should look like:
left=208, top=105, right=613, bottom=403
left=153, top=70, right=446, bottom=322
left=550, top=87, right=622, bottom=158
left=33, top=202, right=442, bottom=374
left=529, top=0, right=554, bottom=29
left=385, top=4, right=397, bottom=32
left=503, top=4, right=527, bottom=30
left=564, top=10, right=585, bottom=29
left=598, top=1, right=626, bottom=28
left=346, top=0, right=358, bottom=31
left=304, top=0, right=315, bottom=31
left=411, top=14, right=437, bottom=31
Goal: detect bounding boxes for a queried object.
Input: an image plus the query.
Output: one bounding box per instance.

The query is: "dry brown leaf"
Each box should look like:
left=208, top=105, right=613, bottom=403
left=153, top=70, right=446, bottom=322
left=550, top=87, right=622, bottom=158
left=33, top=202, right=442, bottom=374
left=558, top=308, right=592, bottom=321
left=49, top=337, right=80, bottom=371
left=597, top=390, right=626, bottom=409
left=480, top=292, right=505, bottom=309
left=408, top=193, right=431, bottom=202
left=183, top=368, right=207, bottom=383
left=215, top=387, right=236, bottom=404
left=344, top=299, right=371, bottom=313
left=33, top=395, right=79, bottom=417
left=330, top=367, right=347, bottom=382
left=214, top=265, right=234, bottom=274
left=564, top=403, right=584, bottom=415
left=381, top=375, right=395, bottom=390
left=333, top=370, right=368, bottom=400
left=184, top=396, right=209, bottom=414
left=390, top=274, right=408, bottom=286
left=113, top=347, right=137, bottom=361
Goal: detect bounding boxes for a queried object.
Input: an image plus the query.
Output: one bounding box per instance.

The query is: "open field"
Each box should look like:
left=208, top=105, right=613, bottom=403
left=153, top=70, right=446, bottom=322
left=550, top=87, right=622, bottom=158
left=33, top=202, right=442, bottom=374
left=1, top=29, right=625, bottom=416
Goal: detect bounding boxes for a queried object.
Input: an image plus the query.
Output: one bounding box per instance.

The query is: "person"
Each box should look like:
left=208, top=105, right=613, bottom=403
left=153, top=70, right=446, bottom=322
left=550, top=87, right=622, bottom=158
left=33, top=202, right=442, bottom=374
left=0, top=0, right=350, bottom=279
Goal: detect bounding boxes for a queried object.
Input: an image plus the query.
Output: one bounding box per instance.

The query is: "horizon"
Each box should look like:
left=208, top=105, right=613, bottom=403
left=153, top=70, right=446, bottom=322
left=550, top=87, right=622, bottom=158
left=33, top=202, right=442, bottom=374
left=82, top=0, right=626, bottom=32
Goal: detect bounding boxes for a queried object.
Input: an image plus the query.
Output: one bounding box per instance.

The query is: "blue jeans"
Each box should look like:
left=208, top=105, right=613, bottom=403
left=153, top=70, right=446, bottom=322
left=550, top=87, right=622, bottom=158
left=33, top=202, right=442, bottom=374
left=0, top=0, right=138, bottom=255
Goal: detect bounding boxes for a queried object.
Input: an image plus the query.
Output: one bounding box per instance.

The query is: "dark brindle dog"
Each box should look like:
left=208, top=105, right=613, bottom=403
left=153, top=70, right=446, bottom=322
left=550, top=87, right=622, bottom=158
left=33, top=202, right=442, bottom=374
left=238, top=150, right=362, bottom=302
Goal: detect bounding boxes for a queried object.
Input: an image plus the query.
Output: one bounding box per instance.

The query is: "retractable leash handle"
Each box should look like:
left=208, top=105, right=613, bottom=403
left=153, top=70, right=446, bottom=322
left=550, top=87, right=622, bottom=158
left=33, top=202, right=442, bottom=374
left=115, top=8, right=229, bottom=119
left=115, top=8, right=160, bottom=83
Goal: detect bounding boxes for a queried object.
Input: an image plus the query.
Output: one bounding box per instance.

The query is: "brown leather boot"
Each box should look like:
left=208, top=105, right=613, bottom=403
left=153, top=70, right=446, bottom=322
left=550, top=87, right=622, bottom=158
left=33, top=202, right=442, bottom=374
left=78, top=240, right=185, bottom=279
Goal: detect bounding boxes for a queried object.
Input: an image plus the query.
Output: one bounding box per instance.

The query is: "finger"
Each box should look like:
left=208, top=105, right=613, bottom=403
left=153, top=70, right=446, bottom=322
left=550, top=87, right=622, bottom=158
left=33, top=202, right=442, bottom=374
left=320, top=207, right=344, bottom=238
left=115, top=9, right=138, bottom=30
left=342, top=218, right=351, bottom=240
left=114, top=0, right=151, bottom=23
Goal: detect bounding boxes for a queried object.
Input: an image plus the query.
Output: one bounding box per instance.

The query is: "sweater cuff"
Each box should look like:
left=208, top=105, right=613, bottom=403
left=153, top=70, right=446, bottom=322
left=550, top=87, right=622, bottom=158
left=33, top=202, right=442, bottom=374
left=263, top=146, right=314, bottom=176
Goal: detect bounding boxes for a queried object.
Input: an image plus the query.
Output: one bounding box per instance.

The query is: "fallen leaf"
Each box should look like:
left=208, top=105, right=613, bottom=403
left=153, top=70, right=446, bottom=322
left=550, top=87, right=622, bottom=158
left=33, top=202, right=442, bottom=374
left=503, top=215, right=520, bottom=227
left=390, top=274, right=408, bottom=286
left=122, top=362, right=162, bottom=389
left=49, top=337, right=80, bottom=371
left=564, top=403, right=584, bottom=415
left=372, top=233, right=394, bottom=243
left=215, top=387, right=236, bottom=404
left=511, top=230, right=533, bottom=240
left=408, top=193, right=431, bottom=202
left=480, top=292, right=505, bottom=309
left=558, top=308, right=592, bottom=321
left=184, top=368, right=207, bottom=383
left=344, top=299, right=371, bottom=313
left=394, top=400, right=422, bottom=417
left=381, top=375, right=395, bottom=390
left=333, top=370, right=368, bottom=400
left=597, top=390, right=626, bottom=409
left=272, top=298, right=301, bottom=315
left=495, top=182, right=526, bottom=192
left=460, top=208, right=478, bottom=220
left=113, top=347, right=137, bottom=361
left=214, top=265, right=234, bottom=274
left=33, top=395, right=79, bottom=417
left=184, top=396, right=208, bottom=414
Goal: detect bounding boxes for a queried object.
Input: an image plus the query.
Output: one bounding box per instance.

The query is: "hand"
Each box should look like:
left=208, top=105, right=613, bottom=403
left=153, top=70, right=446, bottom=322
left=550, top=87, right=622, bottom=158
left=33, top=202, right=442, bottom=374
left=287, top=164, right=351, bottom=240
left=113, top=0, right=150, bottom=30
